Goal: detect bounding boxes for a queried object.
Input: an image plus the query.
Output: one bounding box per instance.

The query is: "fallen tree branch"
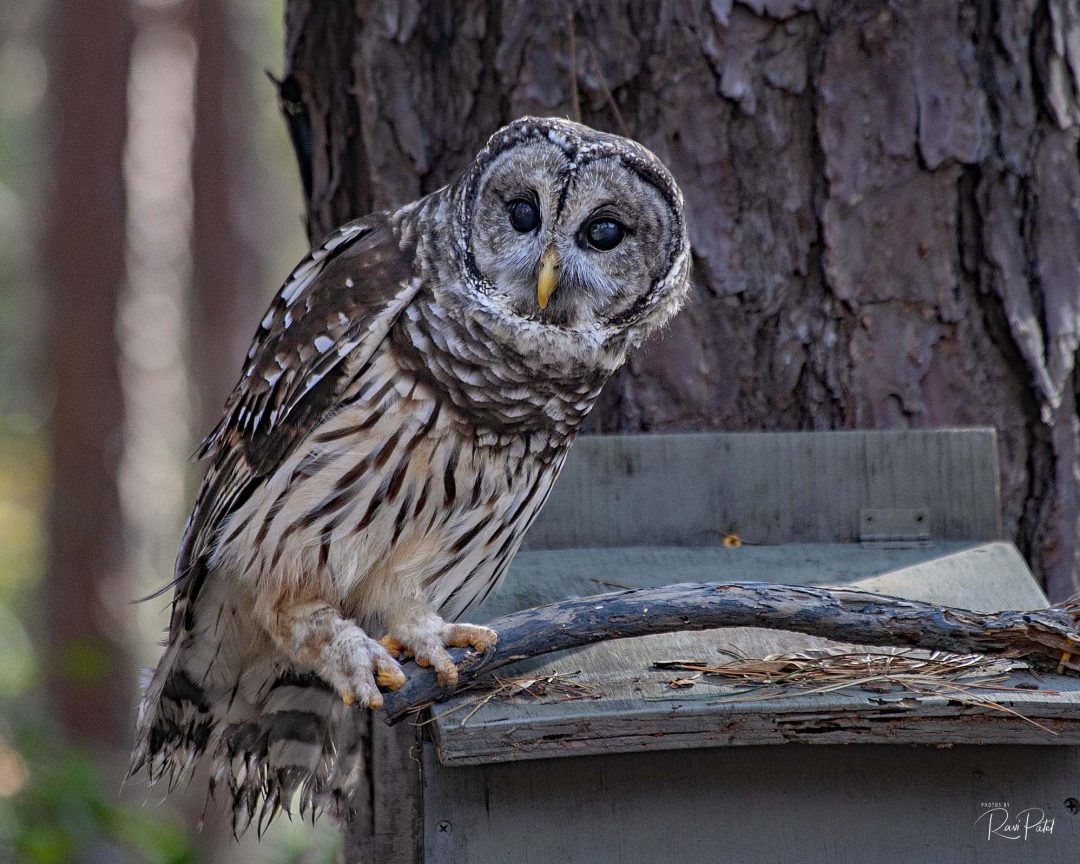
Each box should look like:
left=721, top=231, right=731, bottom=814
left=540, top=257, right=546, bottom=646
left=381, top=581, right=1080, bottom=723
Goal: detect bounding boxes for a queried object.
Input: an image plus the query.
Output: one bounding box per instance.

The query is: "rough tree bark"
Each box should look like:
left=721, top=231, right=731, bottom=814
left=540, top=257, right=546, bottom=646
left=281, top=0, right=1080, bottom=601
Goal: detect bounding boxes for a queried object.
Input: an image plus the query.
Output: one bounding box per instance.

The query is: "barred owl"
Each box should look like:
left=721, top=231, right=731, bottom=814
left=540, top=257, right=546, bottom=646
left=131, top=117, right=690, bottom=829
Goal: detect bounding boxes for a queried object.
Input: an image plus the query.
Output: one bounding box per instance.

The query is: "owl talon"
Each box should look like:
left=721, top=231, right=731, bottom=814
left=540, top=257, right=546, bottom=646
left=435, top=660, right=458, bottom=689
left=443, top=623, right=498, bottom=654
left=377, top=635, right=411, bottom=660
left=376, top=664, right=407, bottom=691
left=418, top=643, right=457, bottom=689
left=381, top=619, right=497, bottom=691
left=309, top=625, right=405, bottom=710
left=340, top=686, right=383, bottom=709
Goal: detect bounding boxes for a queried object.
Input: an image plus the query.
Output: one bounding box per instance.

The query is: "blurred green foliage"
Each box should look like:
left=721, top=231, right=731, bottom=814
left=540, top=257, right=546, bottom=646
left=0, top=725, right=196, bottom=864
left=0, top=411, right=201, bottom=862
left=0, top=715, right=342, bottom=864
left=0, top=418, right=42, bottom=699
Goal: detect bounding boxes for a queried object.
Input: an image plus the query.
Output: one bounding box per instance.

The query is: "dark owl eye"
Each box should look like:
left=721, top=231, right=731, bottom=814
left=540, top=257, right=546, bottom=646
left=508, top=198, right=541, bottom=233
left=585, top=218, right=626, bottom=251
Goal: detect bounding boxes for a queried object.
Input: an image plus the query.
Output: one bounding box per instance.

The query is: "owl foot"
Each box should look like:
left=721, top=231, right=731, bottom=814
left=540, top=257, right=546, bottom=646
left=378, top=619, right=498, bottom=689
left=261, top=600, right=408, bottom=710
left=324, top=629, right=406, bottom=710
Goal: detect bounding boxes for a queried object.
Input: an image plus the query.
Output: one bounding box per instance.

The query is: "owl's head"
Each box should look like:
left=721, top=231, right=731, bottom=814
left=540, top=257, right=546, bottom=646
left=451, top=117, right=690, bottom=348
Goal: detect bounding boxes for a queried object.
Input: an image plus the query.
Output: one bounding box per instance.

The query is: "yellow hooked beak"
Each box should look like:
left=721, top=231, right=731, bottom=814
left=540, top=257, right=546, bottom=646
left=537, top=247, right=559, bottom=310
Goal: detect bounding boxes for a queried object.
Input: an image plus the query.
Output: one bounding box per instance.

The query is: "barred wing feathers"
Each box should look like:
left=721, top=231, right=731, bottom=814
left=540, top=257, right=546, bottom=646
left=172, top=215, right=417, bottom=635
left=132, top=214, right=419, bottom=791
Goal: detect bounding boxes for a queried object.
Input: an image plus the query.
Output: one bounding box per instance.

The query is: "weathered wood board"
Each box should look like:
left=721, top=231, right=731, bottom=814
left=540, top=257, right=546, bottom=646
left=475, top=541, right=983, bottom=620
left=422, top=744, right=1080, bottom=864
left=356, top=430, right=1065, bottom=864
left=523, top=429, right=1001, bottom=549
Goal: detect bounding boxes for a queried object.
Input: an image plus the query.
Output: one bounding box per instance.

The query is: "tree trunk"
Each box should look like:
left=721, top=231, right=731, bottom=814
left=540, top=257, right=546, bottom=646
left=281, top=0, right=1080, bottom=603
left=42, top=0, right=132, bottom=748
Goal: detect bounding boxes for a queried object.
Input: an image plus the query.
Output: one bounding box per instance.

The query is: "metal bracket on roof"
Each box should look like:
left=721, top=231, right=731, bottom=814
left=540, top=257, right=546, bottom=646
left=859, top=508, right=931, bottom=547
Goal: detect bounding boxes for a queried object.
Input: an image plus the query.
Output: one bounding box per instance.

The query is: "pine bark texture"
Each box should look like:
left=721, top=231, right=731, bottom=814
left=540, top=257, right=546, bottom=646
left=282, top=0, right=1080, bottom=603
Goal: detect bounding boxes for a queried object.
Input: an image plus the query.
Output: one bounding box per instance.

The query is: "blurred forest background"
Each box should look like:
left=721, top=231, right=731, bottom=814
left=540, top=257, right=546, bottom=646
left=0, top=0, right=331, bottom=861
left=2, top=0, right=1080, bottom=863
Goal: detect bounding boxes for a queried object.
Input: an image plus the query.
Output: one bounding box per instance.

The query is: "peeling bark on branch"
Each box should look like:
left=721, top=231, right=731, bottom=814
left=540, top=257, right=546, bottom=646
left=382, top=581, right=1080, bottom=723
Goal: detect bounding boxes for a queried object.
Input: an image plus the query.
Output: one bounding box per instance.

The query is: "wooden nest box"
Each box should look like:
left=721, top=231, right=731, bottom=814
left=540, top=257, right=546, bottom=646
left=348, top=430, right=1080, bottom=863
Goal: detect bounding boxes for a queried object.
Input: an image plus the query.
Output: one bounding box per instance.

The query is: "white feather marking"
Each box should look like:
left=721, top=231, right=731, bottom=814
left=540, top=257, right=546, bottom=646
left=547, top=128, right=572, bottom=149
left=336, top=338, right=359, bottom=358
left=314, top=335, right=334, bottom=354
left=281, top=261, right=322, bottom=307
left=323, top=225, right=362, bottom=252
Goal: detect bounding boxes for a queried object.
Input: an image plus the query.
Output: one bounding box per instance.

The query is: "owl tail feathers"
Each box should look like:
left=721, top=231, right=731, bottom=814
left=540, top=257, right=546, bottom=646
left=129, top=650, right=366, bottom=836
left=206, top=671, right=365, bottom=837
left=128, top=639, right=216, bottom=794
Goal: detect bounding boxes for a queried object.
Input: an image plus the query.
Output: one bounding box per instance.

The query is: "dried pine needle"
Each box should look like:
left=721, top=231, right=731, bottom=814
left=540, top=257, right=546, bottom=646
left=419, top=671, right=598, bottom=728
left=652, top=648, right=1058, bottom=733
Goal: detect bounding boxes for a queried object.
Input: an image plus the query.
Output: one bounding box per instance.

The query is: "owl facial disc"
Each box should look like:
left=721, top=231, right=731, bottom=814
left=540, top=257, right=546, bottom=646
left=455, top=116, right=690, bottom=340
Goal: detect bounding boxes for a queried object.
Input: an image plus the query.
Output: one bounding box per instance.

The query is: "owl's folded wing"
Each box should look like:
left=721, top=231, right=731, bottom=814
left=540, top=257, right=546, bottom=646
left=166, top=213, right=420, bottom=634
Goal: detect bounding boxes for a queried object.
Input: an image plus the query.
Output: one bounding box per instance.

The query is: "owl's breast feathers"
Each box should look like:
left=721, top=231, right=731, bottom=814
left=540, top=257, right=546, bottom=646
left=211, top=334, right=572, bottom=622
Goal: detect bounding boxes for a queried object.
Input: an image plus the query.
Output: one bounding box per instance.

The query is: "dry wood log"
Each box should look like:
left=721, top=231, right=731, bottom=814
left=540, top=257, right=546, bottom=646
left=381, top=581, right=1080, bottom=723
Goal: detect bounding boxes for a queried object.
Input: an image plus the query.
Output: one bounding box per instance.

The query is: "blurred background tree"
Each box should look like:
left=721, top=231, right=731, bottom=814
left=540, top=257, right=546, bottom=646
left=1, top=0, right=331, bottom=861
left=2, top=1, right=1079, bottom=863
